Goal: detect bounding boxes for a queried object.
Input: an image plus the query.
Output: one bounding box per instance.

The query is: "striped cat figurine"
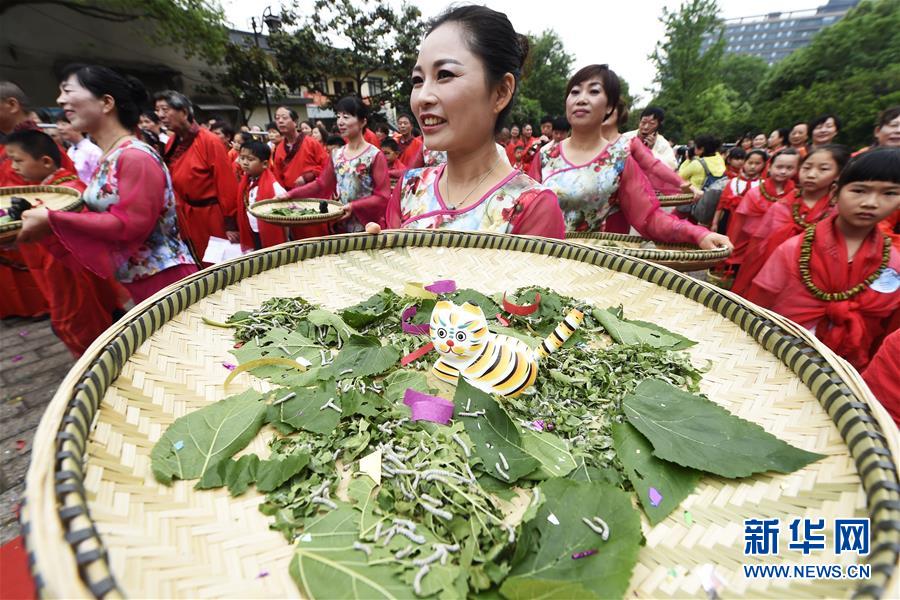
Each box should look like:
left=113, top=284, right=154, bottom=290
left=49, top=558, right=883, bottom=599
left=429, top=300, right=584, bottom=397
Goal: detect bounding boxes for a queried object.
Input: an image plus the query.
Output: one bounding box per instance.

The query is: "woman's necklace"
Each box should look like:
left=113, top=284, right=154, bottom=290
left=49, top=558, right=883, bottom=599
left=99, top=133, right=133, bottom=161
left=444, top=155, right=502, bottom=210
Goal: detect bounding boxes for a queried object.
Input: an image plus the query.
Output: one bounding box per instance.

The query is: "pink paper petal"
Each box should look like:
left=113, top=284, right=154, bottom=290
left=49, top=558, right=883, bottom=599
left=403, top=388, right=454, bottom=425
left=18, top=330, right=28, bottom=338
left=424, top=279, right=457, bottom=294
left=222, top=362, right=237, bottom=371
left=11, top=355, right=24, bottom=363
left=401, top=305, right=430, bottom=336
left=648, top=487, right=663, bottom=507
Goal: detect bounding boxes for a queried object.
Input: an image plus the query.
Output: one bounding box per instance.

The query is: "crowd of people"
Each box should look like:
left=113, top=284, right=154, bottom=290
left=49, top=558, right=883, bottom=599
left=0, top=5, right=897, bottom=417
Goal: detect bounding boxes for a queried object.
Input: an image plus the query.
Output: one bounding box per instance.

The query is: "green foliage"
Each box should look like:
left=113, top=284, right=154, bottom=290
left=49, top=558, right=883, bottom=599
left=519, top=29, right=575, bottom=119
left=623, top=379, right=825, bottom=478
left=207, top=40, right=285, bottom=124
left=751, top=0, right=900, bottom=147
left=2, top=0, right=230, bottom=63
left=719, top=54, right=769, bottom=100
left=510, top=95, right=543, bottom=129
left=649, top=0, right=725, bottom=141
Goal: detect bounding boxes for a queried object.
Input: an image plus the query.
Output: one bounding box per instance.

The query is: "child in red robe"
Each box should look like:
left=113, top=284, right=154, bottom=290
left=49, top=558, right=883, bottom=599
left=5, top=129, right=122, bottom=356
left=747, top=148, right=900, bottom=370
left=235, top=140, right=288, bottom=252
left=724, top=149, right=800, bottom=276
left=381, top=138, right=407, bottom=185
left=711, top=149, right=765, bottom=235
left=733, top=145, right=850, bottom=296
left=862, top=329, right=899, bottom=426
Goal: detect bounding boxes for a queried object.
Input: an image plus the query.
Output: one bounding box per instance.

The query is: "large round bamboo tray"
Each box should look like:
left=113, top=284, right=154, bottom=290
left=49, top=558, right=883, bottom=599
left=0, top=185, right=82, bottom=243
left=249, top=197, right=345, bottom=226
left=656, top=192, right=695, bottom=207
left=567, top=231, right=732, bottom=271
left=23, top=231, right=899, bottom=599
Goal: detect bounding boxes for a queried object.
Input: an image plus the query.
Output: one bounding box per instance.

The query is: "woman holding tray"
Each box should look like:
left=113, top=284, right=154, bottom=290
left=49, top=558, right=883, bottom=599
left=17, top=64, right=198, bottom=303
left=281, top=96, right=391, bottom=233
left=369, top=6, right=565, bottom=238
left=527, top=64, right=731, bottom=250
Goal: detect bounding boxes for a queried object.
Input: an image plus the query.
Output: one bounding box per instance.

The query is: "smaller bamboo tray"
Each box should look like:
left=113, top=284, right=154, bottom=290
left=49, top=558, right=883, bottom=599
left=249, top=198, right=346, bottom=226
left=656, top=192, right=695, bottom=207
left=567, top=231, right=731, bottom=271
left=0, top=185, right=82, bottom=244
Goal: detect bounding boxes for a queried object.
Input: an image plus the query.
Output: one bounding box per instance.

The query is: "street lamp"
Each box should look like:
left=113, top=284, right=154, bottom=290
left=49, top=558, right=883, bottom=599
left=250, top=6, right=282, bottom=122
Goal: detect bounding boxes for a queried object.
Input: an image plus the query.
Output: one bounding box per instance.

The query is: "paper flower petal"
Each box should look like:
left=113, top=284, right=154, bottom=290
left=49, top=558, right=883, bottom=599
left=403, top=388, right=454, bottom=424
left=502, top=292, right=541, bottom=316
left=424, top=279, right=457, bottom=294
left=401, top=305, right=430, bottom=336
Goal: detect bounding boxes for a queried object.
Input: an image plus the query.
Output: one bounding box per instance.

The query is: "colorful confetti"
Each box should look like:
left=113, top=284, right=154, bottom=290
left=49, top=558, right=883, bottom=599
left=257, top=570, right=270, bottom=579
left=572, top=549, right=598, bottom=560
left=6, top=396, right=24, bottom=405
left=173, top=440, right=185, bottom=451
left=11, top=355, right=24, bottom=363
left=15, top=440, right=26, bottom=451
left=495, top=313, right=510, bottom=326
left=648, top=487, right=663, bottom=507
left=684, top=510, right=693, bottom=526
left=222, top=362, right=237, bottom=371
left=233, top=341, right=244, bottom=349
left=18, top=330, right=28, bottom=337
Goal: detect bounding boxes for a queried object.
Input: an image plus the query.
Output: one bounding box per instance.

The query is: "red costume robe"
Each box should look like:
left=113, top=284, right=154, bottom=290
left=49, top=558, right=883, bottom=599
left=235, top=168, right=288, bottom=252
left=732, top=190, right=833, bottom=296
left=725, top=178, right=796, bottom=271
left=164, top=125, right=239, bottom=263
left=880, top=210, right=899, bottom=250
left=396, top=134, right=423, bottom=167
left=0, top=120, right=78, bottom=318
left=17, top=170, right=124, bottom=356
left=862, top=329, right=900, bottom=426
left=747, top=215, right=900, bottom=370
left=363, top=128, right=381, bottom=149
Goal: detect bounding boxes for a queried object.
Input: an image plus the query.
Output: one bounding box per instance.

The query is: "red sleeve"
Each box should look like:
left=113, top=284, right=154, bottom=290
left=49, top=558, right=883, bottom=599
left=744, top=240, right=793, bottom=307
left=388, top=158, right=408, bottom=180
left=288, top=155, right=336, bottom=199
left=302, top=137, right=328, bottom=181
left=46, top=149, right=165, bottom=279
left=628, top=137, right=683, bottom=195
left=717, top=184, right=736, bottom=211
left=207, top=135, right=239, bottom=222
left=407, top=147, right=425, bottom=169
left=863, top=330, right=900, bottom=427
left=385, top=177, right=404, bottom=229
left=349, top=151, right=390, bottom=227
left=617, top=156, right=709, bottom=245
left=364, top=128, right=381, bottom=148
left=510, top=189, right=565, bottom=239
left=528, top=151, right=543, bottom=182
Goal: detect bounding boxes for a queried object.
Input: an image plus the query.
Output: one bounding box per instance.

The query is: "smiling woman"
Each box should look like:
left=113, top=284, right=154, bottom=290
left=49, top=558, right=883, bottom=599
left=376, top=5, right=565, bottom=238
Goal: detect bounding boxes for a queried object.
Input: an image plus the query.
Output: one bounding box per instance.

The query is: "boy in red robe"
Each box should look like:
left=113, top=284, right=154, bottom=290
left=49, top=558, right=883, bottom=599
left=235, top=140, right=288, bottom=252
left=155, top=91, right=239, bottom=265
left=733, top=145, right=850, bottom=296
left=380, top=137, right=407, bottom=186
left=5, top=129, right=122, bottom=356
left=747, top=148, right=900, bottom=370
left=724, top=149, right=800, bottom=276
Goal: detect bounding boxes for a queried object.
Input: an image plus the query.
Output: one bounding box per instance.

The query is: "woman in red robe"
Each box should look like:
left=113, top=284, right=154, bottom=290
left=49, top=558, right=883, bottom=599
left=155, top=90, right=238, bottom=264
left=724, top=150, right=800, bottom=276
left=747, top=148, right=900, bottom=370
left=19, top=65, right=198, bottom=306
left=733, top=145, right=850, bottom=296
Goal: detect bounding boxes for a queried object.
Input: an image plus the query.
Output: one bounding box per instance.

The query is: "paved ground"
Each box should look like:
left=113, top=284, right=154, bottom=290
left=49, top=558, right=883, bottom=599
left=0, top=315, right=74, bottom=545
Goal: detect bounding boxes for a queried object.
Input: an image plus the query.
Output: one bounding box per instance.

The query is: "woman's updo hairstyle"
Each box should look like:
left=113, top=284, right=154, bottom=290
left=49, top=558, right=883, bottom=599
left=426, top=5, right=529, bottom=133
left=565, top=64, right=621, bottom=123
left=60, top=64, right=148, bottom=130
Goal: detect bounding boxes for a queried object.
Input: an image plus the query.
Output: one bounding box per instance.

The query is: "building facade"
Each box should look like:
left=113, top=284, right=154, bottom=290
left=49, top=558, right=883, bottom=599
left=702, top=0, right=860, bottom=65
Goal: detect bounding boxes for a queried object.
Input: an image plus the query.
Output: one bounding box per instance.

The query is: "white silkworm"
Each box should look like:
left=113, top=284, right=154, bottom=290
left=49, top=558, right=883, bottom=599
left=374, top=521, right=383, bottom=541
left=396, top=528, right=426, bottom=544
left=412, top=549, right=443, bottom=567
left=458, top=410, right=485, bottom=418
left=465, top=463, right=477, bottom=484
left=495, top=463, right=511, bottom=481
left=420, top=502, right=452, bottom=520
left=498, top=452, right=509, bottom=470
left=394, top=544, right=414, bottom=559
left=465, top=397, right=472, bottom=411
left=505, top=524, right=516, bottom=544
left=340, top=368, right=354, bottom=375
left=352, top=541, right=372, bottom=556
left=332, top=448, right=342, bottom=461
left=583, top=516, right=610, bottom=540
left=451, top=434, right=470, bottom=457
left=311, top=497, right=337, bottom=509
left=273, top=391, right=296, bottom=405
left=392, top=518, right=417, bottom=530
left=319, top=398, right=341, bottom=412
left=310, top=481, right=329, bottom=498
left=412, top=565, right=430, bottom=595
left=420, top=493, right=442, bottom=506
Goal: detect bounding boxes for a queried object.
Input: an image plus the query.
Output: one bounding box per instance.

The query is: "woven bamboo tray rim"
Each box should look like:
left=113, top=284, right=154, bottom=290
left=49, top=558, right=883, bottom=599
left=22, top=230, right=899, bottom=599
left=566, top=231, right=731, bottom=272
left=656, top=192, right=695, bottom=207
left=0, top=185, right=82, bottom=241
left=248, top=197, right=346, bottom=225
